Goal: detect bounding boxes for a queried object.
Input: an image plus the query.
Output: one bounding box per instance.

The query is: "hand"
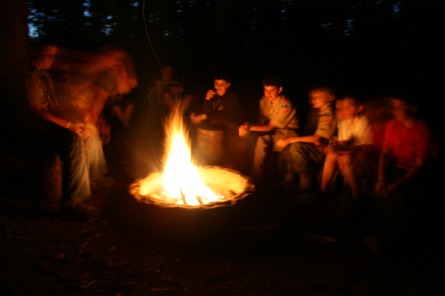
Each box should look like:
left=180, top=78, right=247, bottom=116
left=205, top=90, right=216, bottom=100
left=374, top=179, right=389, bottom=198
left=238, top=124, right=250, bottom=137
left=275, top=138, right=289, bottom=150
left=190, top=113, right=206, bottom=125
left=69, top=122, right=86, bottom=137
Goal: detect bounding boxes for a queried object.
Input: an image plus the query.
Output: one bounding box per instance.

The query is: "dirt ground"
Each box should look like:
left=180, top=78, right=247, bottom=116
left=1, top=118, right=444, bottom=296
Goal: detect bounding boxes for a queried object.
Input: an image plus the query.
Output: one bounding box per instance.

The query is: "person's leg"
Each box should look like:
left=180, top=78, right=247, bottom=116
left=53, top=126, right=91, bottom=208
left=123, top=103, right=135, bottom=127
left=286, top=143, right=323, bottom=190
left=321, top=152, right=338, bottom=193
left=251, top=134, right=271, bottom=180
left=338, top=154, right=359, bottom=199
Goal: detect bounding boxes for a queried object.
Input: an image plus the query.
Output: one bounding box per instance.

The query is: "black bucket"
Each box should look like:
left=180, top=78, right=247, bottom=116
left=195, top=125, right=225, bottom=165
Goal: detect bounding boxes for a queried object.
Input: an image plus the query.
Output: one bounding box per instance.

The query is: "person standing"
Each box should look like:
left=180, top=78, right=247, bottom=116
left=25, top=44, right=92, bottom=219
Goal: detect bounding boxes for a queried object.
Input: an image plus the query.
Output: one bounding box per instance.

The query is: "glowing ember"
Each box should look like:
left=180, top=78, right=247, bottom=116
left=130, top=102, right=254, bottom=209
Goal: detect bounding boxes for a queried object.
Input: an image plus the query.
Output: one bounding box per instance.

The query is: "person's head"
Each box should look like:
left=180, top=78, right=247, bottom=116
left=335, top=94, right=363, bottom=121
left=308, top=85, right=335, bottom=109
left=262, top=75, right=283, bottom=101
left=213, top=73, right=231, bottom=96
left=161, top=65, right=174, bottom=81
left=167, top=80, right=183, bottom=96
left=388, top=96, right=417, bottom=122
left=30, top=45, right=58, bottom=70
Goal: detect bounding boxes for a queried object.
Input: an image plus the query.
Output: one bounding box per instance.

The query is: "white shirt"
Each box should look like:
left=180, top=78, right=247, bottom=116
left=337, top=115, right=372, bottom=146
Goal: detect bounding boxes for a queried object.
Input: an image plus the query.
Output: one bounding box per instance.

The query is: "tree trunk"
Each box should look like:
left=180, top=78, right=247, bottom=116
left=0, top=0, right=29, bottom=142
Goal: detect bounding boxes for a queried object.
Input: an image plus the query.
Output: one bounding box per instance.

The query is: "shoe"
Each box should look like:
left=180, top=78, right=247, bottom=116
left=294, top=190, right=325, bottom=204
left=60, top=203, right=97, bottom=221
left=362, top=235, right=383, bottom=261
left=38, top=199, right=60, bottom=215
left=298, top=175, right=312, bottom=192
left=271, top=181, right=297, bottom=188
left=283, top=173, right=294, bottom=184
left=91, top=177, right=115, bottom=188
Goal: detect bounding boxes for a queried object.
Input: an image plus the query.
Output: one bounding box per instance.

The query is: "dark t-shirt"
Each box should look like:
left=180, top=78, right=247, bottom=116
left=201, top=90, right=241, bottom=125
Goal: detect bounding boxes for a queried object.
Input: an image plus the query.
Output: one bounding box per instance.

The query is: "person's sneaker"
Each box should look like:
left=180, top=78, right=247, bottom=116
left=91, top=177, right=115, bottom=189
left=38, top=199, right=60, bottom=216
left=294, top=191, right=317, bottom=204
left=362, top=235, right=383, bottom=261
left=60, top=203, right=97, bottom=221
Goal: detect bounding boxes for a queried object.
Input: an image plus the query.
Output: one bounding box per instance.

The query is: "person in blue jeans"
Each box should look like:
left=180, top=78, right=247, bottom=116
left=25, top=44, right=92, bottom=220
left=276, top=85, right=337, bottom=191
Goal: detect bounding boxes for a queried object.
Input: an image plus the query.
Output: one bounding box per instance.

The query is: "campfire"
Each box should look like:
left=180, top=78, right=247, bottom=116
left=130, top=103, right=254, bottom=209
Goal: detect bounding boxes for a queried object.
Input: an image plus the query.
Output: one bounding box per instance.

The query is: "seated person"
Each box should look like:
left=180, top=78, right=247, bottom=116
left=148, top=64, right=182, bottom=115
left=239, top=75, right=299, bottom=181
left=110, top=94, right=135, bottom=128
left=190, top=73, right=242, bottom=164
left=320, top=94, right=374, bottom=199
left=190, top=73, right=241, bottom=130
left=367, top=94, right=438, bottom=256
left=161, top=80, right=193, bottom=113
left=276, top=85, right=337, bottom=191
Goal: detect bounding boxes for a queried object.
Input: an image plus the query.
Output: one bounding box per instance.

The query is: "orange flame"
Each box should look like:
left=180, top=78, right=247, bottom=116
left=130, top=103, right=254, bottom=208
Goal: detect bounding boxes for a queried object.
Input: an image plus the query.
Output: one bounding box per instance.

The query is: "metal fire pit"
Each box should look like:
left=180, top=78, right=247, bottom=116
left=129, top=166, right=255, bottom=210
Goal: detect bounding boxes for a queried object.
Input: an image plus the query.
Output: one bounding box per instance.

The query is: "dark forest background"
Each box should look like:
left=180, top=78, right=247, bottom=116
left=1, top=0, right=444, bottom=142
left=25, top=0, right=445, bottom=94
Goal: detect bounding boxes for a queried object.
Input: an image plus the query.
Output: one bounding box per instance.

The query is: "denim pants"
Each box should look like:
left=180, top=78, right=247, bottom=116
left=31, top=122, right=91, bottom=206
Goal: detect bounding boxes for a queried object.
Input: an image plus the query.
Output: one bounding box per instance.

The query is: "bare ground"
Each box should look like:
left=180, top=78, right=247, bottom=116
left=1, top=124, right=444, bottom=296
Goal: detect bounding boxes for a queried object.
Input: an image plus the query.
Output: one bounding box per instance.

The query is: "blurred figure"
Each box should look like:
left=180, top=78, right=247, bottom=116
left=148, top=64, right=183, bottom=115
left=25, top=44, right=92, bottom=219
left=364, top=95, right=438, bottom=259
left=51, top=45, right=138, bottom=182
left=276, top=85, right=337, bottom=191
left=374, top=96, right=435, bottom=198
left=239, top=75, right=299, bottom=182
left=320, top=94, right=374, bottom=199
left=108, top=94, right=135, bottom=129
left=130, top=63, right=190, bottom=177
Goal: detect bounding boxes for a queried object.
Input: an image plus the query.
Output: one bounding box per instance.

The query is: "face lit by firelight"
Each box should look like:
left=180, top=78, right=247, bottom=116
left=213, top=79, right=230, bottom=96
left=309, top=89, right=334, bottom=109
left=335, top=98, right=360, bottom=121
left=263, top=85, right=282, bottom=102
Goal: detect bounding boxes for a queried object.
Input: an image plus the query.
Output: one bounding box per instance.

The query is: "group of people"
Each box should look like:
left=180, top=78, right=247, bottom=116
left=147, top=68, right=438, bottom=209
left=178, top=72, right=440, bottom=258
left=24, top=43, right=440, bottom=261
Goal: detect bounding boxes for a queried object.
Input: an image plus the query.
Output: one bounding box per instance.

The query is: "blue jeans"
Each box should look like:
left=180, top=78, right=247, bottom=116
left=31, top=122, right=90, bottom=206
